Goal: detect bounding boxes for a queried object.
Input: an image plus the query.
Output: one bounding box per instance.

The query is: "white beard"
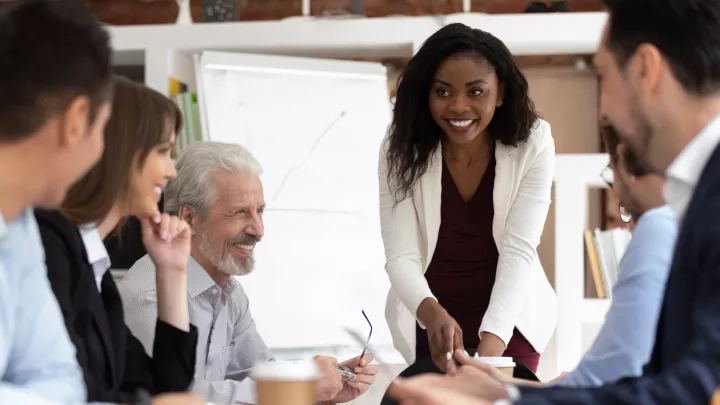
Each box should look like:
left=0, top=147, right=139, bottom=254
left=198, top=229, right=254, bottom=276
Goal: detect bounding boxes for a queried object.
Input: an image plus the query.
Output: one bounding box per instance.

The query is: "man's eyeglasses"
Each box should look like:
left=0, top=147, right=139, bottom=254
left=600, top=164, right=632, bottom=224
left=600, top=164, right=614, bottom=188
left=359, top=310, right=372, bottom=359
left=338, top=310, right=373, bottom=381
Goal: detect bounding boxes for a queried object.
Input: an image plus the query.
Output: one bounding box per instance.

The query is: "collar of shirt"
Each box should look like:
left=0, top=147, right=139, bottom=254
left=186, top=255, right=238, bottom=298
left=664, top=114, right=720, bottom=221
left=78, top=224, right=111, bottom=292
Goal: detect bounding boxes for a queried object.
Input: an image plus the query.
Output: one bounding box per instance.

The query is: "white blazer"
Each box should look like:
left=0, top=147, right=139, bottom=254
left=379, top=118, right=558, bottom=364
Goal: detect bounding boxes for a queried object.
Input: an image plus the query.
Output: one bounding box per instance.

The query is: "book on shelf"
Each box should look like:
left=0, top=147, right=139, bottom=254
left=169, top=77, right=189, bottom=98
left=169, top=77, right=203, bottom=154
left=584, top=227, right=632, bottom=299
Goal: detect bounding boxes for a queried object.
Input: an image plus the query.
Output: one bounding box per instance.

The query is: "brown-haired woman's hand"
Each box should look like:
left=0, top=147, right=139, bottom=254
left=141, top=213, right=192, bottom=332
left=140, top=213, right=191, bottom=273
left=417, top=298, right=464, bottom=373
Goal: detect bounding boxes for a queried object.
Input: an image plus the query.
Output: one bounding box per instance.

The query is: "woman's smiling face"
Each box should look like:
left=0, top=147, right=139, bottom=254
left=127, top=132, right=177, bottom=218
left=429, top=54, right=504, bottom=146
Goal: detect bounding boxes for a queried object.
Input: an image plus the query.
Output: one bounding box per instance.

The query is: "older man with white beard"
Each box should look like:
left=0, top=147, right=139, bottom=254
left=118, top=141, right=377, bottom=405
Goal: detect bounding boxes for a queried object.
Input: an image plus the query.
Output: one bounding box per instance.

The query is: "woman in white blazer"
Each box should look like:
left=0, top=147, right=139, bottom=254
left=379, top=23, right=557, bottom=373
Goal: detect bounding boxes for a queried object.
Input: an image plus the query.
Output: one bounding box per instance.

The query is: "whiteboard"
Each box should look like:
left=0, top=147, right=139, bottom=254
left=195, top=51, right=393, bottom=351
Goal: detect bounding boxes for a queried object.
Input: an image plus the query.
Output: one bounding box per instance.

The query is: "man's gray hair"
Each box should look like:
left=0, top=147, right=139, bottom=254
left=164, top=141, right=263, bottom=215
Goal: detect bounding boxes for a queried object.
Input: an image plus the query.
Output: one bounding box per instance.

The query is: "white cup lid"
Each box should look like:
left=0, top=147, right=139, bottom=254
left=473, top=355, right=516, bottom=367
left=250, top=361, right=318, bottom=381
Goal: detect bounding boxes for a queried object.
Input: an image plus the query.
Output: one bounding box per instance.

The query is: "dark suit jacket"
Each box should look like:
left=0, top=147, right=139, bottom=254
left=516, top=145, right=720, bottom=404
left=35, top=209, right=198, bottom=403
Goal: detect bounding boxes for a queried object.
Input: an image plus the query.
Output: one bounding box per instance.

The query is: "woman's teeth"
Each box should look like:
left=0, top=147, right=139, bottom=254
left=448, top=119, right=474, bottom=128
left=153, top=186, right=163, bottom=196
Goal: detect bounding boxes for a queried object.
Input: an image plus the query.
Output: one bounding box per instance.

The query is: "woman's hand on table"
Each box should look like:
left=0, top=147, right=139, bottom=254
left=417, top=298, right=464, bottom=373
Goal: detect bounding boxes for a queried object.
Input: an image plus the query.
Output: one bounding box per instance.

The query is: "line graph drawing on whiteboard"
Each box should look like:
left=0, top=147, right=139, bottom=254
left=272, top=110, right=346, bottom=202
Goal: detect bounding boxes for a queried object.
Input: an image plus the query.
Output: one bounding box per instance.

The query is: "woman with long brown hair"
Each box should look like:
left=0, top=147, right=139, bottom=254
left=35, top=76, right=201, bottom=405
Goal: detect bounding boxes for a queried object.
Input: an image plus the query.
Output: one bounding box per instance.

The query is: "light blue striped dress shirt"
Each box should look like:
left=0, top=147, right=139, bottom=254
left=119, top=254, right=271, bottom=405
left=0, top=208, right=85, bottom=405
left=551, top=204, right=677, bottom=388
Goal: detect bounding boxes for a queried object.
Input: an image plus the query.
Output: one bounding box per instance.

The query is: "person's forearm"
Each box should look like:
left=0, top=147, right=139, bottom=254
left=155, top=270, right=189, bottom=332
left=509, top=377, right=545, bottom=388
left=416, top=297, right=442, bottom=326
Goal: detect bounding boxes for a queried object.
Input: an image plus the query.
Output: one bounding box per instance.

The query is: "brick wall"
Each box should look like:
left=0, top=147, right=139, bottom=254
left=76, top=0, right=602, bottom=26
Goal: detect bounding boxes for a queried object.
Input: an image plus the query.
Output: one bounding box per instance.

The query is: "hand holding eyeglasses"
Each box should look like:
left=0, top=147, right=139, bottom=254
left=337, top=310, right=373, bottom=381
left=313, top=310, right=378, bottom=404
left=331, top=354, right=378, bottom=403
left=314, top=356, right=344, bottom=401
left=313, top=354, right=378, bottom=404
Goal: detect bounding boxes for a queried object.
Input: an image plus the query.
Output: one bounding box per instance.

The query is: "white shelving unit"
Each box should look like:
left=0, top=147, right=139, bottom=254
left=106, top=12, right=608, bottom=95
left=552, top=154, right=611, bottom=373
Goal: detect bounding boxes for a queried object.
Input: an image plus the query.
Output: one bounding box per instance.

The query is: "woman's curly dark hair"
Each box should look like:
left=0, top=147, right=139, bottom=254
left=386, top=23, right=539, bottom=203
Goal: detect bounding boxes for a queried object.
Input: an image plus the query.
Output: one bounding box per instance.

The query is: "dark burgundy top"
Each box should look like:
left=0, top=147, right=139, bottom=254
left=415, top=149, right=539, bottom=370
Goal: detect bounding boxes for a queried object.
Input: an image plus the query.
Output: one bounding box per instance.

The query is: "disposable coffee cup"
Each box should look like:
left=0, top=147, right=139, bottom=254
left=251, top=361, right=318, bottom=405
left=473, top=355, right=516, bottom=377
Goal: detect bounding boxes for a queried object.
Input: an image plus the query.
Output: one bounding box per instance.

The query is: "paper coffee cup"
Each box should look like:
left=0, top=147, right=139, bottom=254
left=252, top=361, right=318, bottom=405
left=473, top=356, right=516, bottom=377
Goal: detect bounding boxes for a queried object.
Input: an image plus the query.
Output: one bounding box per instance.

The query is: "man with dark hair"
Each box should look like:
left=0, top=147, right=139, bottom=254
left=537, top=125, right=674, bottom=389
left=0, top=0, right=113, bottom=208
left=389, top=0, right=720, bottom=404
left=0, top=0, right=113, bottom=403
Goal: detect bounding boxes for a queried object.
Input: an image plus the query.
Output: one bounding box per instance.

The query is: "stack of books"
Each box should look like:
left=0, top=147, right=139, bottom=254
left=584, top=227, right=632, bottom=299
left=169, top=77, right=203, bottom=153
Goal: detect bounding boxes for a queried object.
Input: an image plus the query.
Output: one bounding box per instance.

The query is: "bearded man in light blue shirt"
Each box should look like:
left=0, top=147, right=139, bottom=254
left=0, top=1, right=113, bottom=404
left=473, top=124, right=676, bottom=390
left=549, top=124, right=676, bottom=388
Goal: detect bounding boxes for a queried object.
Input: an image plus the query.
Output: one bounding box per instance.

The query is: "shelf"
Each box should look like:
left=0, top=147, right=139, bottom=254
left=108, top=12, right=607, bottom=60
left=552, top=154, right=612, bottom=373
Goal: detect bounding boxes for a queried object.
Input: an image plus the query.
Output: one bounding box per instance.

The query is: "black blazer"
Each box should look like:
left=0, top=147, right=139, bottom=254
left=516, top=145, right=720, bottom=404
left=35, top=209, right=198, bottom=403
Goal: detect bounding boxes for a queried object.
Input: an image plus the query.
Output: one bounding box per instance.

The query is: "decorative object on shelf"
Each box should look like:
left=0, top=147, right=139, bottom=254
left=523, top=0, right=570, bottom=13
left=523, top=1, right=549, bottom=13
left=175, top=0, right=193, bottom=25
left=351, top=0, right=364, bottom=15
left=203, top=0, right=238, bottom=22
left=549, top=0, right=571, bottom=12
